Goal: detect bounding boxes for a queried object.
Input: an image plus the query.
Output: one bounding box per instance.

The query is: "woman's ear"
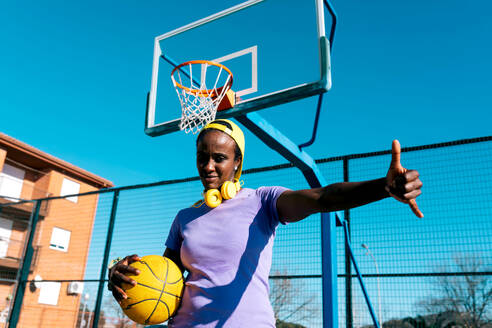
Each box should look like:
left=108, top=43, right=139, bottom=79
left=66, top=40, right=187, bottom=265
left=234, top=157, right=241, bottom=171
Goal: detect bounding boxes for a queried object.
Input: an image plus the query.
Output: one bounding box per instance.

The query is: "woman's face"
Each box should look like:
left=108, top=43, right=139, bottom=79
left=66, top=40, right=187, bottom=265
left=196, top=130, right=241, bottom=191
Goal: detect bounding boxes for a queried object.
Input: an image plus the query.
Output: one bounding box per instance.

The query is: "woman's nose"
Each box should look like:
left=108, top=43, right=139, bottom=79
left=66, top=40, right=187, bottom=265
left=203, top=158, right=215, bottom=172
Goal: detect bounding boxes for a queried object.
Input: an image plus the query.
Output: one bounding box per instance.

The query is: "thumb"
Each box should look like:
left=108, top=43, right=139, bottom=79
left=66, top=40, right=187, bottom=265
left=391, top=139, right=403, bottom=170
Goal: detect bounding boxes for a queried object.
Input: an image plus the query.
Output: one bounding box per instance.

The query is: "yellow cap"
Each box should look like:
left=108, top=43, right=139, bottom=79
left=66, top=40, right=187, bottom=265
left=199, top=119, right=245, bottom=181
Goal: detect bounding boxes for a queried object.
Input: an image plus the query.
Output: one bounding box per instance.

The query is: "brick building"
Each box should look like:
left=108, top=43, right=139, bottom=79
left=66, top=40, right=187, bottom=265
left=0, top=133, right=113, bottom=327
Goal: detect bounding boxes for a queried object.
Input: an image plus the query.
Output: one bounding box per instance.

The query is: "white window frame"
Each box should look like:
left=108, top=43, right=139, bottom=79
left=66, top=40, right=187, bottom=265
left=0, top=163, right=25, bottom=202
left=60, top=178, right=80, bottom=203
left=38, top=282, right=61, bottom=305
left=0, top=218, right=13, bottom=258
left=49, top=227, right=71, bottom=252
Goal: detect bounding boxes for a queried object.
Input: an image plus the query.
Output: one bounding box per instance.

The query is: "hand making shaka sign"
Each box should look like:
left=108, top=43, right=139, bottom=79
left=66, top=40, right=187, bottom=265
left=385, top=140, right=424, bottom=218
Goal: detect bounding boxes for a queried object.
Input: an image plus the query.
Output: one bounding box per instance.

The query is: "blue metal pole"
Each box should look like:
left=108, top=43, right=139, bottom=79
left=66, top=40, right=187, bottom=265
left=92, top=190, right=120, bottom=328
left=321, top=212, right=337, bottom=328
left=298, top=94, right=324, bottom=150
left=324, top=0, right=337, bottom=50
left=8, top=200, right=42, bottom=328
left=297, top=0, right=336, bottom=151
left=236, top=113, right=326, bottom=185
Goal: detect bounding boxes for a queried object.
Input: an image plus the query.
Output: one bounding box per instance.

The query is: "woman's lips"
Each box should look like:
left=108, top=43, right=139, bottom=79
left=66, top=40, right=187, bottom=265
left=204, top=176, right=218, bottom=183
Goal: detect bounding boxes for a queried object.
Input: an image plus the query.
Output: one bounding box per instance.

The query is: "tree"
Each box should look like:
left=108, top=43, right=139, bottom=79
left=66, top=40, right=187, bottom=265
left=104, top=296, right=144, bottom=328
left=416, top=255, right=492, bottom=328
left=269, top=270, right=319, bottom=327
left=403, top=315, right=428, bottom=328
left=402, top=313, right=458, bottom=328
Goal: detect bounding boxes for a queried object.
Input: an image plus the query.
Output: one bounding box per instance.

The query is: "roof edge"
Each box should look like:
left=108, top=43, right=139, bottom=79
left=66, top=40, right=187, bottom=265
left=0, top=133, right=114, bottom=188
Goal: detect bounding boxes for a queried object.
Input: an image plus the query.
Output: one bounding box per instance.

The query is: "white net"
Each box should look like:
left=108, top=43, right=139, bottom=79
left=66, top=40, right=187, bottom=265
left=171, top=61, right=233, bottom=134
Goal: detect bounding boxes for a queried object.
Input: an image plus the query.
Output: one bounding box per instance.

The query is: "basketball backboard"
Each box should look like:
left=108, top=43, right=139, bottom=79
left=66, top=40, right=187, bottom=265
left=145, top=0, right=333, bottom=137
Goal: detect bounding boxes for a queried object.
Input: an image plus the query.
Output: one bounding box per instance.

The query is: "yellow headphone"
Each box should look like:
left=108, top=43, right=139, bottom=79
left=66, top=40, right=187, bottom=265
left=197, top=119, right=245, bottom=208
left=204, top=179, right=242, bottom=208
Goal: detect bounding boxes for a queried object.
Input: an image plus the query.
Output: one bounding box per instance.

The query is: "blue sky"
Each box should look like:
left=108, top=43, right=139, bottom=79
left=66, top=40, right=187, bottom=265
left=3, top=1, right=491, bottom=325
left=1, top=0, right=491, bottom=187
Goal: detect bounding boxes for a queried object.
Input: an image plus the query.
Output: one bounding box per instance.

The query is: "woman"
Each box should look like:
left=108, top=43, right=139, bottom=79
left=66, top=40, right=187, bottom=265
left=109, top=119, right=423, bottom=327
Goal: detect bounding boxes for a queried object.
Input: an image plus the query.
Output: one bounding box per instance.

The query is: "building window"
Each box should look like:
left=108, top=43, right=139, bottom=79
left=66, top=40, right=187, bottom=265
left=49, top=227, right=71, bottom=252
left=60, top=178, right=80, bottom=203
left=0, top=163, right=25, bottom=202
left=38, top=282, right=61, bottom=305
left=0, top=218, right=13, bottom=258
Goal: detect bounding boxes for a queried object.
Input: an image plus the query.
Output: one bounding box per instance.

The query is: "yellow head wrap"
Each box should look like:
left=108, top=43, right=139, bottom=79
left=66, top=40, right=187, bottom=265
left=198, top=119, right=245, bottom=181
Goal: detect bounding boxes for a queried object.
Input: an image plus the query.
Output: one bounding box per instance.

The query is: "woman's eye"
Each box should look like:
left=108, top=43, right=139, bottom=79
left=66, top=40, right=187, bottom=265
left=197, top=154, right=207, bottom=164
left=214, top=155, right=225, bottom=163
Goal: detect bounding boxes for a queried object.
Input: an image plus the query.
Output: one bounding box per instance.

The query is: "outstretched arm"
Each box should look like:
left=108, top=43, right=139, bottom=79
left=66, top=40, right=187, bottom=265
left=277, top=140, right=423, bottom=222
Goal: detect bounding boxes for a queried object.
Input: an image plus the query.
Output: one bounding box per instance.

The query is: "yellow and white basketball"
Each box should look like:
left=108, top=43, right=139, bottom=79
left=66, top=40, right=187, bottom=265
left=120, top=255, right=184, bottom=325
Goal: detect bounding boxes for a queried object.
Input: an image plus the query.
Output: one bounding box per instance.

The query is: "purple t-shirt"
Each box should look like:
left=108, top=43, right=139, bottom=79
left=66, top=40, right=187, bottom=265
left=165, top=186, right=288, bottom=328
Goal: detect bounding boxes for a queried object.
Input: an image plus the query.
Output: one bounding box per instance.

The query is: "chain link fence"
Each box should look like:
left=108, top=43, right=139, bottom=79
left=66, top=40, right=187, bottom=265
left=1, top=136, right=491, bottom=328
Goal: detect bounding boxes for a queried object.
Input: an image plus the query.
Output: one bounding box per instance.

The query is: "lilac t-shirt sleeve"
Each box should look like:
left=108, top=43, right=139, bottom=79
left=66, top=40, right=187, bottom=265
left=165, top=215, right=182, bottom=252
left=256, top=186, right=290, bottom=228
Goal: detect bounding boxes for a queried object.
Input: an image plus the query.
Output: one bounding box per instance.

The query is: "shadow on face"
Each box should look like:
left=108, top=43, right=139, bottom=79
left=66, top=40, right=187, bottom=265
left=196, top=130, right=241, bottom=190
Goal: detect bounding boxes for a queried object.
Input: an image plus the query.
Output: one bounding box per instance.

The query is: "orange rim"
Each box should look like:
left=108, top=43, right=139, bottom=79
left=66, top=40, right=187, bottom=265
left=171, top=60, right=233, bottom=97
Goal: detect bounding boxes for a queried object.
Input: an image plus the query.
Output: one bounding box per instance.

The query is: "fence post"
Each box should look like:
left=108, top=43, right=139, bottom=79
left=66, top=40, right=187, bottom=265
left=321, top=211, right=338, bottom=328
left=343, top=158, right=353, bottom=328
left=8, top=200, right=42, bottom=328
left=92, top=190, right=120, bottom=328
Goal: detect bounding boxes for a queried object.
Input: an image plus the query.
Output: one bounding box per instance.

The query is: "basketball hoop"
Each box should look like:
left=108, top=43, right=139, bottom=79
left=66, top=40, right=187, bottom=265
left=171, top=60, right=235, bottom=134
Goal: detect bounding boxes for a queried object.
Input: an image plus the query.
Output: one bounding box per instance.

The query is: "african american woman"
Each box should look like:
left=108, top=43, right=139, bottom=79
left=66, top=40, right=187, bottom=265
left=108, top=119, right=423, bottom=327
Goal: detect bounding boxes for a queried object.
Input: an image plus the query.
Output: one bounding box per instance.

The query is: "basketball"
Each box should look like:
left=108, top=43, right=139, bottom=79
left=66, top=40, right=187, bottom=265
left=119, top=255, right=184, bottom=325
